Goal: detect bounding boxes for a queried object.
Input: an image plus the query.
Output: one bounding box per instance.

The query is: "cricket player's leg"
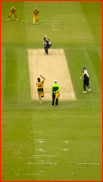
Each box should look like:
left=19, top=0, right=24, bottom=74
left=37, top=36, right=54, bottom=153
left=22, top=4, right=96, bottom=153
left=7, top=12, right=12, bottom=20
left=86, top=78, right=91, bottom=92
left=52, top=93, right=55, bottom=106
left=41, top=91, right=44, bottom=98
left=36, top=15, right=38, bottom=24
left=56, top=99, right=58, bottom=105
left=47, top=44, right=51, bottom=49
left=83, top=80, right=86, bottom=93
left=39, top=91, right=44, bottom=103
left=44, top=47, right=48, bottom=54
left=45, top=47, right=48, bottom=54
left=14, top=12, right=18, bottom=20
left=38, top=91, right=42, bottom=103
left=55, top=93, right=60, bottom=105
left=33, top=15, right=36, bottom=24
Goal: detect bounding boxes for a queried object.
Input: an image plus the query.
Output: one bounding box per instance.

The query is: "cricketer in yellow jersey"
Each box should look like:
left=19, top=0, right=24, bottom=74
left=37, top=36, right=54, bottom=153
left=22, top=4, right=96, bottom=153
left=7, top=6, right=18, bottom=21
left=33, top=7, right=39, bottom=24
left=36, top=75, right=45, bottom=104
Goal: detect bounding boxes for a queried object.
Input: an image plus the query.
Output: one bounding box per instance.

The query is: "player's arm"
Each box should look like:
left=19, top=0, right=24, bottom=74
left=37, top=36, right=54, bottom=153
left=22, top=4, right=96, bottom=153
left=80, top=72, right=85, bottom=79
left=51, top=85, right=53, bottom=92
left=82, top=73, right=85, bottom=77
left=55, top=85, right=60, bottom=93
left=40, top=75, right=45, bottom=80
left=37, top=10, right=39, bottom=14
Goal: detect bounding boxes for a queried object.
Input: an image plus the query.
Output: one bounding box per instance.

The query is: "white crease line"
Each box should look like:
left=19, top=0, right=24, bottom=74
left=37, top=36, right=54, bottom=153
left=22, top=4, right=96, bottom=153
left=71, top=92, right=74, bottom=98
left=35, top=149, right=46, bottom=152
left=61, top=149, right=69, bottom=151
left=33, top=139, right=47, bottom=140
left=33, top=155, right=57, bottom=157
left=62, top=141, right=70, bottom=143
left=52, top=29, right=58, bottom=30
left=18, top=157, right=40, bottom=158
left=24, top=162, right=57, bottom=165
left=61, top=50, right=63, bottom=54
left=37, top=141, right=46, bottom=143
left=33, top=139, right=47, bottom=143
left=16, top=174, right=40, bottom=175
left=76, top=163, right=100, bottom=165
left=69, top=173, right=74, bottom=175
left=33, top=91, right=34, bottom=98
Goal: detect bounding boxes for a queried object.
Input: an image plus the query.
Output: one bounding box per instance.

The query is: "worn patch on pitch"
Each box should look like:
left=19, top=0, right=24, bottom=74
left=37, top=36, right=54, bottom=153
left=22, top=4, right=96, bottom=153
left=27, top=49, right=76, bottom=100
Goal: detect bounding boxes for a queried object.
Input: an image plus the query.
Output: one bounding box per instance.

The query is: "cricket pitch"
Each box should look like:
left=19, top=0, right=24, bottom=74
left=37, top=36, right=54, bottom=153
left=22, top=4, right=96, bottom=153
left=28, top=49, right=76, bottom=101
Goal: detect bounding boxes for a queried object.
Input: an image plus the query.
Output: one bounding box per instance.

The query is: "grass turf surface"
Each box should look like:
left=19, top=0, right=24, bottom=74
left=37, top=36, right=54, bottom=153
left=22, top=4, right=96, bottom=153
left=1, top=1, right=102, bottom=181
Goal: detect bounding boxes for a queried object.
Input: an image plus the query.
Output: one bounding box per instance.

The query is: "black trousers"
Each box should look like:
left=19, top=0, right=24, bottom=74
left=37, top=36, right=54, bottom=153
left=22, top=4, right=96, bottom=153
left=52, top=93, right=58, bottom=106
left=83, top=78, right=90, bottom=91
left=44, top=44, right=52, bottom=54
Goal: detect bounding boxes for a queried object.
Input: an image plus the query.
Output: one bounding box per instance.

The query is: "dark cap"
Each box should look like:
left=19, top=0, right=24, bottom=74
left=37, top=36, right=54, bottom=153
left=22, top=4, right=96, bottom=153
left=82, top=66, right=86, bottom=69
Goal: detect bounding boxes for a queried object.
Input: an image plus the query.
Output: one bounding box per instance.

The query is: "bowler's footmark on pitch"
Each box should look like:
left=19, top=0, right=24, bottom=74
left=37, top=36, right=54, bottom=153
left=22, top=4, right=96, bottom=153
left=28, top=49, right=76, bottom=101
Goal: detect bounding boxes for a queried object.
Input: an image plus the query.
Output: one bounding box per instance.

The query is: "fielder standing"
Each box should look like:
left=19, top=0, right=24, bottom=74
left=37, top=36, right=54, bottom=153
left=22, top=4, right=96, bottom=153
left=33, top=7, right=39, bottom=24
left=7, top=6, right=18, bottom=21
left=43, top=37, right=52, bottom=55
left=80, top=66, right=91, bottom=93
left=36, top=75, right=45, bottom=104
left=51, top=80, right=60, bottom=106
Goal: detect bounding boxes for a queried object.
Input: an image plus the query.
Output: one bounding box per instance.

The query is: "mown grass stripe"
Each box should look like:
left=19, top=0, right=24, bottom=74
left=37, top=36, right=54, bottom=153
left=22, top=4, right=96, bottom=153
left=16, top=47, right=31, bottom=102
left=81, top=48, right=101, bottom=92
left=4, top=47, right=17, bottom=102
left=1, top=46, right=6, bottom=104
left=87, top=49, right=102, bottom=90
left=79, top=1, right=102, bottom=61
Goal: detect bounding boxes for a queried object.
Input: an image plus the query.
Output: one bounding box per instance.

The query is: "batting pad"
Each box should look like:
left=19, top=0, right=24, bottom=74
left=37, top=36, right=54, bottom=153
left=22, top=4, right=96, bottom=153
left=27, top=49, right=76, bottom=101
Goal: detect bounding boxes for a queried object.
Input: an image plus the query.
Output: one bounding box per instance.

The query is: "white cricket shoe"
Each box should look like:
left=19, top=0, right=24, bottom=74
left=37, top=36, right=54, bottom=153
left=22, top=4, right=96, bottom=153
left=7, top=19, right=9, bottom=21
left=40, top=102, right=42, bottom=104
left=36, top=22, right=38, bottom=24
left=88, top=89, right=91, bottom=92
left=16, top=19, right=18, bottom=21
left=33, top=23, right=35, bottom=24
left=82, top=91, right=86, bottom=93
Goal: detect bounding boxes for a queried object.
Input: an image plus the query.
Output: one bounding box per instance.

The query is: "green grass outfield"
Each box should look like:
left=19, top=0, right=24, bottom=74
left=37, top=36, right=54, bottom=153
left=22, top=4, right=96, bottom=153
left=1, top=1, right=102, bottom=181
